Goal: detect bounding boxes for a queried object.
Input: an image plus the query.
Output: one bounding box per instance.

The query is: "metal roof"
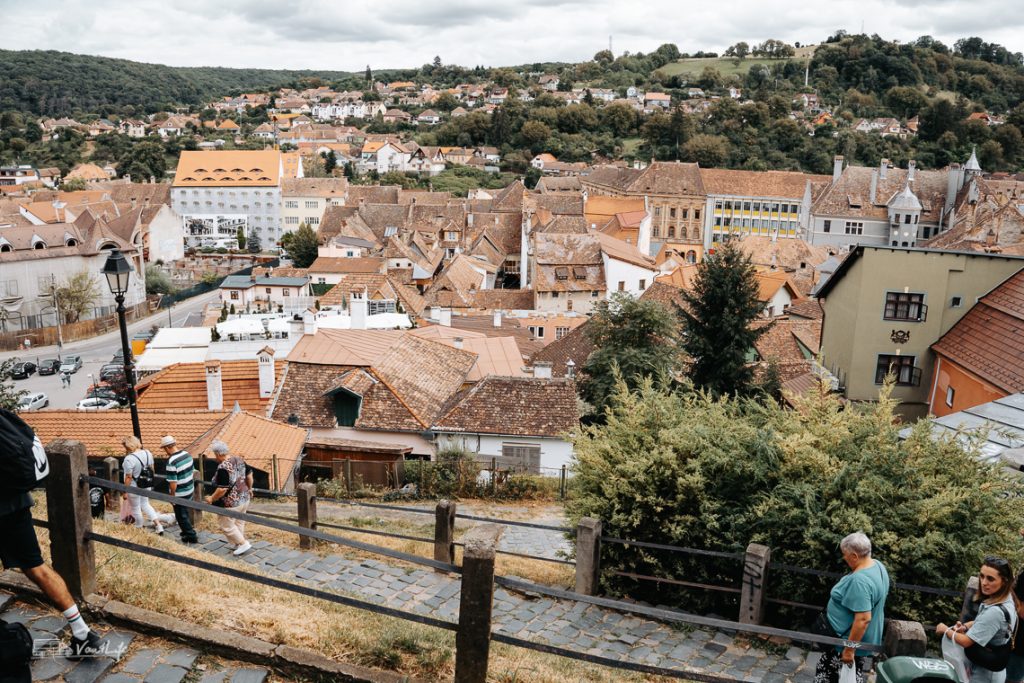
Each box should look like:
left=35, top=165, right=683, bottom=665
left=900, top=393, right=1024, bottom=465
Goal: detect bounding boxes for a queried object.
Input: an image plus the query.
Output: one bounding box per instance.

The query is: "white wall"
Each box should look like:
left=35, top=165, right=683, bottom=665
left=765, top=287, right=794, bottom=317
left=147, top=204, right=185, bottom=263
left=436, top=433, right=574, bottom=475
left=603, top=256, right=656, bottom=299
left=172, top=185, right=282, bottom=243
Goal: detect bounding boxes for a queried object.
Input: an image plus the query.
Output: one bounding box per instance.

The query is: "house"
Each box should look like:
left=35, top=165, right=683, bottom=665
left=685, top=88, right=704, bottom=99
left=451, top=107, right=468, bottom=118
left=65, top=163, right=114, bottom=184
left=281, top=177, right=348, bottom=233
left=358, top=141, right=411, bottom=175
left=0, top=165, right=43, bottom=186
left=538, top=75, right=560, bottom=91
left=382, top=109, right=412, bottom=124
left=928, top=269, right=1024, bottom=417
left=220, top=273, right=311, bottom=310
left=308, top=257, right=386, bottom=286
left=531, top=153, right=558, bottom=170
left=815, top=245, right=1024, bottom=418
left=488, top=88, right=508, bottom=105
left=118, top=119, right=148, bottom=138
left=171, top=150, right=288, bottom=245
left=645, top=93, right=672, bottom=109
left=417, top=109, right=442, bottom=125
left=755, top=270, right=803, bottom=317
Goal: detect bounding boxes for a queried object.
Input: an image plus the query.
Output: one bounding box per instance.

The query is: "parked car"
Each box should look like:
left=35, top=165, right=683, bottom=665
left=18, top=392, right=49, bottom=410
left=10, top=361, right=37, bottom=379
left=38, top=358, right=61, bottom=375
left=59, top=355, right=83, bottom=374
left=76, top=397, right=120, bottom=411
left=111, top=350, right=126, bottom=364
left=99, top=364, right=125, bottom=382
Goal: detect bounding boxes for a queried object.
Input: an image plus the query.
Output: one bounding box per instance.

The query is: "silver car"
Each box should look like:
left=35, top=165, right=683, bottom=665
left=59, top=355, right=83, bottom=374
left=18, top=392, right=49, bottom=411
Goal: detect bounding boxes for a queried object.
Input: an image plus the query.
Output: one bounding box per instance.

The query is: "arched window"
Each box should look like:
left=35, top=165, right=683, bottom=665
left=686, top=250, right=697, bottom=264
left=65, top=238, right=78, bottom=247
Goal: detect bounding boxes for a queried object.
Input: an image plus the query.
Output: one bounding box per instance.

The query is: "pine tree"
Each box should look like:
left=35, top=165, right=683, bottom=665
left=677, top=241, right=768, bottom=397
left=365, top=65, right=372, bottom=84
left=246, top=227, right=261, bottom=254
left=236, top=225, right=246, bottom=251
left=284, top=223, right=319, bottom=268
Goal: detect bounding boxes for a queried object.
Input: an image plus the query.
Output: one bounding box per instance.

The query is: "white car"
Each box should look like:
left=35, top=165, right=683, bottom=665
left=76, top=397, right=120, bottom=411
left=18, top=392, right=49, bottom=411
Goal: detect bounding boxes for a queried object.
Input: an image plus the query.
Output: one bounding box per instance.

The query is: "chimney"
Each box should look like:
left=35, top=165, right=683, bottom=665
left=350, top=291, right=368, bottom=329
left=533, top=361, right=553, bottom=379
left=257, top=346, right=275, bottom=398
left=880, top=158, right=889, bottom=180
left=302, top=308, right=318, bottom=335
left=565, top=359, right=576, bottom=378
left=869, top=169, right=878, bottom=205
left=492, top=310, right=502, bottom=328
left=438, top=308, right=452, bottom=327
left=907, top=160, right=916, bottom=183
left=428, top=306, right=440, bottom=321
left=944, top=162, right=962, bottom=221
left=467, top=213, right=474, bottom=227
left=453, top=336, right=464, bottom=350
left=205, top=360, right=223, bottom=411
left=832, top=155, right=844, bottom=183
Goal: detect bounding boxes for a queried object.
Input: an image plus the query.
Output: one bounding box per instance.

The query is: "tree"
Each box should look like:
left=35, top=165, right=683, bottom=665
left=579, top=292, right=681, bottom=420
left=281, top=223, right=318, bottom=268
left=365, top=65, right=373, bottom=84
left=678, top=242, right=767, bottom=397
left=681, top=134, right=729, bottom=167
left=593, top=50, right=614, bottom=66
left=726, top=42, right=750, bottom=60
left=322, top=150, right=337, bottom=174
left=247, top=227, right=261, bottom=254
left=236, top=225, right=246, bottom=251
left=144, top=265, right=174, bottom=295
left=0, top=359, right=25, bottom=411
left=433, top=93, right=459, bottom=112
left=519, top=120, right=551, bottom=147
left=567, top=380, right=1024, bottom=622
left=117, top=140, right=166, bottom=182
left=46, top=271, right=101, bottom=323
left=61, top=177, right=88, bottom=192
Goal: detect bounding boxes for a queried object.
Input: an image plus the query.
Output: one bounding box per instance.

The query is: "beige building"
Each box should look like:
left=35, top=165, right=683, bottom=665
left=281, top=177, right=349, bottom=232
left=816, top=246, right=1024, bottom=417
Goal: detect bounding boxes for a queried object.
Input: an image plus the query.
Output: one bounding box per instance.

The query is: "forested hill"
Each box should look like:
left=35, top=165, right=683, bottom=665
left=0, top=50, right=353, bottom=117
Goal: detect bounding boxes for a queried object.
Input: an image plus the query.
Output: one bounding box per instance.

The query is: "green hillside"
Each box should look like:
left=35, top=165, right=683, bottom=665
left=658, top=45, right=816, bottom=79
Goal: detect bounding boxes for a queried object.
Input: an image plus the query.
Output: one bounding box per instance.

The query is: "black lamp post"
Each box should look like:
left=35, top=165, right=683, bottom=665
left=101, top=250, right=141, bottom=439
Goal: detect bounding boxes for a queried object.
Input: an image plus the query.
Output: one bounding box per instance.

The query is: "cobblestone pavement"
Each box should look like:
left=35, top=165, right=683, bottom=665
left=169, top=527, right=821, bottom=682
left=249, top=499, right=575, bottom=561
left=0, top=592, right=272, bottom=683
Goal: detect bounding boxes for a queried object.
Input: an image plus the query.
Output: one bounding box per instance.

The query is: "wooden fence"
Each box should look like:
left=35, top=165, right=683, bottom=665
left=0, top=301, right=152, bottom=351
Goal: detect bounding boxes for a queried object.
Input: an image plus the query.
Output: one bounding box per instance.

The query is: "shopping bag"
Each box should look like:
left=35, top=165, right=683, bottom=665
left=119, top=497, right=136, bottom=525
left=942, top=634, right=970, bottom=683
left=838, top=662, right=857, bottom=683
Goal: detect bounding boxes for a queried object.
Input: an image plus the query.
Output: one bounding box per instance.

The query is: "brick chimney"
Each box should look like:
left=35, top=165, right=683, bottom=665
left=492, top=310, right=502, bottom=328
left=350, top=291, right=368, bottom=330
left=205, top=360, right=223, bottom=411
left=257, top=346, right=275, bottom=398
left=832, top=156, right=844, bottom=183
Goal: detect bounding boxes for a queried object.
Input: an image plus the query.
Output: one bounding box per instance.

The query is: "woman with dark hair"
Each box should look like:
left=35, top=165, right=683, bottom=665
left=938, top=557, right=1020, bottom=683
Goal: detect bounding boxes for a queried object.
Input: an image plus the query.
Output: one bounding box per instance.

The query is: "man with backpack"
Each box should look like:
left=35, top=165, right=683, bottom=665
left=0, top=409, right=104, bottom=662
left=160, top=435, right=198, bottom=544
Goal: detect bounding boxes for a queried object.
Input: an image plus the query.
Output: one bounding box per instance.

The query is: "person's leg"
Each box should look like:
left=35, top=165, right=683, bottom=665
left=234, top=499, right=249, bottom=541
left=218, top=513, right=244, bottom=546
left=174, top=503, right=197, bottom=542
left=127, top=492, right=144, bottom=527
left=814, top=649, right=842, bottom=683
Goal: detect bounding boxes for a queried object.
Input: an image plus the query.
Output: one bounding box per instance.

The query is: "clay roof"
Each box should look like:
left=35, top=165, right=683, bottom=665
left=66, top=163, right=110, bottom=181
left=932, top=268, right=1024, bottom=393
left=752, top=318, right=821, bottom=382
left=526, top=193, right=585, bottom=216
left=785, top=298, right=824, bottom=320
left=530, top=320, right=595, bottom=378
left=309, top=257, right=386, bottom=274
left=627, top=162, right=705, bottom=196
left=428, top=314, right=542, bottom=357
left=135, top=360, right=283, bottom=412
left=465, top=289, right=535, bottom=311
left=281, top=177, right=348, bottom=197
left=434, top=376, right=579, bottom=438
left=924, top=181, right=1024, bottom=255
left=287, top=329, right=405, bottom=366
left=640, top=280, right=688, bottom=310
left=812, top=164, right=948, bottom=223
left=21, top=409, right=230, bottom=457
left=536, top=176, right=582, bottom=193
left=700, top=168, right=829, bottom=198
left=585, top=196, right=646, bottom=225
left=755, top=270, right=803, bottom=303
left=188, top=411, right=306, bottom=489
left=173, top=150, right=281, bottom=187
left=595, top=232, right=656, bottom=269
left=583, top=165, right=644, bottom=190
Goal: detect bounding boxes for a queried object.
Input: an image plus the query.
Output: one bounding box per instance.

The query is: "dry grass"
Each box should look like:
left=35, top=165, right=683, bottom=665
left=28, top=493, right=675, bottom=682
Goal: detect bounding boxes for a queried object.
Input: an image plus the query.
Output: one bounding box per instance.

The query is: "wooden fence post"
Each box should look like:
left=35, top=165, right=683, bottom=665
left=739, top=543, right=771, bottom=625
left=454, top=524, right=503, bottom=683
left=574, top=517, right=602, bottom=595
left=344, top=459, right=352, bottom=495
left=297, top=482, right=317, bottom=550
left=434, top=499, right=456, bottom=567
left=44, top=440, right=96, bottom=601
left=102, top=456, right=120, bottom=512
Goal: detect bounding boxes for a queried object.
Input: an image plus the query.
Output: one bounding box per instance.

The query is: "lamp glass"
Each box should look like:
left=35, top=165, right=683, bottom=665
left=101, top=250, right=133, bottom=296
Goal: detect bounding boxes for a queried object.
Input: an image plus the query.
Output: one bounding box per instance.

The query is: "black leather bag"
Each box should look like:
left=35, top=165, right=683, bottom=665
left=0, top=618, right=33, bottom=683
left=810, top=610, right=835, bottom=651
left=965, top=604, right=1014, bottom=672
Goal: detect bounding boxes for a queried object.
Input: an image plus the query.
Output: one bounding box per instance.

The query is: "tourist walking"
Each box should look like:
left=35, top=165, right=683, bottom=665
left=160, top=435, right=198, bottom=544
left=204, top=440, right=253, bottom=556
left=0, top=409, right=103, bottom=660
left=121, top=436, right=173, bottom=534
left=814, top=532, right=890, bottom=683
left=60, top=371, right=70, bottom=388
left=939, top=556, right=1019, bottom=683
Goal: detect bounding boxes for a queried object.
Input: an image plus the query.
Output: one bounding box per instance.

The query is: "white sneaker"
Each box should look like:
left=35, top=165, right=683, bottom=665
left=154, top=523, right=164, bottom=536
left=232, top=541, right=252, bottom=556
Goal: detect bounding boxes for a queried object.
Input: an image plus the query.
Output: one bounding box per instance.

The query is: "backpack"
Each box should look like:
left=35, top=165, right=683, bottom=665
left=129, top=450, right=155, bottom=489
left=965, top=602, right=1017, bottom=672
left=0, top=617, right=33, bottom=683
left=0, top=409, right=49, bottom=494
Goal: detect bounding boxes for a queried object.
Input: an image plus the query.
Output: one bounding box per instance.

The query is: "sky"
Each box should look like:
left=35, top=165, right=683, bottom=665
left=5, top=0, right=1024, bottom=72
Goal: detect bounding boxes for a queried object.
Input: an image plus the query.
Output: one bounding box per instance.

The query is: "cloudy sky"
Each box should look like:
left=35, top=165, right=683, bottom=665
left=7, top=0, right=1023, bottom=71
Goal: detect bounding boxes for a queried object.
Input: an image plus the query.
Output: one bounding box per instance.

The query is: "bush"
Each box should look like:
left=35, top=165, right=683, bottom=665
left=404, top=447, right=482, bottom=499
left=567, top=379, right=1024, bottom=624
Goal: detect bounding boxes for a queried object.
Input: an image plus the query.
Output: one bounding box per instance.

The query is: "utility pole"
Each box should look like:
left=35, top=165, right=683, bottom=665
left=51, top=275, right=64, bottom=360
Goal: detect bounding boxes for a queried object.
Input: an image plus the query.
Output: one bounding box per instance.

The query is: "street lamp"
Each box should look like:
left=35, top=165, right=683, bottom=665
left=101, top=250, right=141, bottom=439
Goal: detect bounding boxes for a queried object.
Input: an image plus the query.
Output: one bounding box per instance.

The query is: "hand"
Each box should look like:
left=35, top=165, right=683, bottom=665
left=204, top=496, right=212, bottom=504
left=936, top=623, right=947, bottom=635
left=841, top=647, right=855, bottom=665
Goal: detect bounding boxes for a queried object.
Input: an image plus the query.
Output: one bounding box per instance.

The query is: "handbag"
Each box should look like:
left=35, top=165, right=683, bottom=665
left=965, top=603, right=1014, bottom=672
left=941, top=635, right=970, bottom=683
left=809, top=610, right=835, bottom=651
left=0, top=618, right=32, bottom=683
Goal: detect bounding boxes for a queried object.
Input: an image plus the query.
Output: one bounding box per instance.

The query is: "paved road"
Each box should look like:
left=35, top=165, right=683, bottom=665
left=1, top=591, right=272, bottom=682
left=4, top=290, right=220, bottom=409
left=163, top=527, right=821, bottom=682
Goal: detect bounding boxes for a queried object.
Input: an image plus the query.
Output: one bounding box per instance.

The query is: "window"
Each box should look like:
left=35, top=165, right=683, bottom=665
left=285, top=200, right=298, bottom=208
left=265, top=288, right=272, bottom=295
left=285, top=216, right=300, bottom=225
left=669, top=208, right=676, bottom=219
left=550, top=291, right=560, bottom=298
left=555, top=326, right=569, bottom=340
left=694, top=209, right=700, bottom=220
left=305, top=200, right=318, bottom=209
left=884, top=292, right=927, bottom=322
left=654, top=207, right=661, bottom=217
left=823, top=220, right=831, bottom=233
left=368, top=300, right=396, bottom=315
left=681, top=209, right=688, bottom=220
left=752, top=202, right=761, bottom=212
left=445, top=231, right=459, bottom=241
left=951, top=296, right=963, bottom=308
left=617, top=281, right=625, bottom=292
left=743, top=202, right=751, bottom=211
left=554, top=266, right=569, bottom=280
left=945, top=386, right=955, bottom=408
left=844, top=221, right=864, bottom=235
left=668, top=226, right=676, bottom=238
left=639, top=279, right=646, bottom=290
left=528, top=325, right=545, bottom=338
left=500, top=443, right=541, bottom=474
left=875, top=354, right=920, bottom=386
left=307, top=217, right=320, bottom=226
left=230, top=291, right=239, bottom=300
left=591, top=291, right=599, bottom=297
left=652, top=227, right=661, bottom=238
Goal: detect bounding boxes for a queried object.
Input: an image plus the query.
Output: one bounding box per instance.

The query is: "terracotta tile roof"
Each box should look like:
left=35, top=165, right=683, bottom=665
left=173, top=150, right=282, bottom=187
left=536, top=214, right=589, bottom=234
left=654, top=265, right=699, bottom=291
left=752, top=318, right=821, bottom=381
left=526, top=193, right=585, bottom=215
left=188, top=411, right=306, bottom=490
left=700, top=169, right=829, bottom=198
left=640, top=281, right=687, bottom=310
left=426, top=314, right=542, bottom=357
left=530, top=320, right=595, bottom=378
left=434, top=376, right=579, bottom=438
left=585, top=196, right=646, bottom=225
left=372, top=334, right=477, bottom=426
left=21, top=409, right=230, bottom=457
left=66, top=163, right=111, bottom=181
left=309, top=257, right=386, bottom=274
left=466, top=289, right=535, bottom=310
left=287, top=329, right=405, bottom=366
left=932, top=268, right=1024, bottom=393
left=785, top=299, right=824, bottom=320
left=595, top=232, right=656, bottom=269
left=536, top=176, right=582, bottom=193
left=135, top=360, right=283, bottom=412
left=755, top=270, right=803, bottom=303
left=811, top=164, right=948, bottom=223
left=583, top=165, right=644, bottom=190
left=281, top=177, right=348, bottom=197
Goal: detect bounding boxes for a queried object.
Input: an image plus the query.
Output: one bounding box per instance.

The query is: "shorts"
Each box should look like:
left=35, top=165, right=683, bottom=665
left=0, top=505, right=44, bottom=570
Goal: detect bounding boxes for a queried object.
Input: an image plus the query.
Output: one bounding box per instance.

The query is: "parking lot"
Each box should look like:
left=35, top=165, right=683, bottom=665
left=11, top=354, right=117, bottom=410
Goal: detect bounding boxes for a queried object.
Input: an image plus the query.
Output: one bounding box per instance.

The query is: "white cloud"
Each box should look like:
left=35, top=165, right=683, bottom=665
left=4, top=0, right=1024, bottom=70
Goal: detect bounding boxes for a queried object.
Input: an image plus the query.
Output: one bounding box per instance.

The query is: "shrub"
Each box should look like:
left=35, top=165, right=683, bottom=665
left=567, top=379, right=1024, bottom=624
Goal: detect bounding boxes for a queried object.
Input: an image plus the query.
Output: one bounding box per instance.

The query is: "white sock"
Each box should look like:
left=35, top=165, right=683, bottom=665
left=63, top=605, right=90, bottom=639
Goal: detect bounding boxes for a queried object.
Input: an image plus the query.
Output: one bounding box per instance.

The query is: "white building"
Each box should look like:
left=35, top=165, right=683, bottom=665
left=281, top=177, right=348, bottom=232
left=171, top=150, right=289, bottom=246
left=219, top=274, right=311, bottom=310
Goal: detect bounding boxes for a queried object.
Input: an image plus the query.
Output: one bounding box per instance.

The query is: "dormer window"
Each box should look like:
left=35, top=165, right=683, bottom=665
left=65, top=238, right=78, bottom=247
left=555, top=266, right=569, bottom=280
